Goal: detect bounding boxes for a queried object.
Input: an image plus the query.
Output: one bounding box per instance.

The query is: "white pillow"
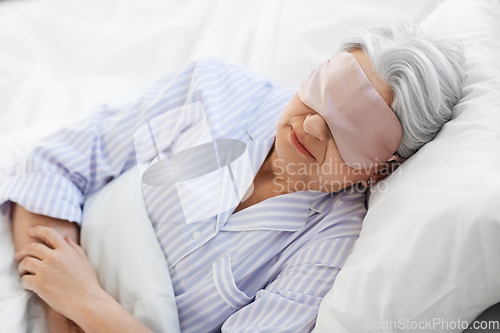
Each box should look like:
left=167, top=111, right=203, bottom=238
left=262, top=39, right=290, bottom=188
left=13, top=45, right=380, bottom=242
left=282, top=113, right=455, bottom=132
left=81, top=164, right=180, bottom=333
left=315, top=0, right=500, bottom=332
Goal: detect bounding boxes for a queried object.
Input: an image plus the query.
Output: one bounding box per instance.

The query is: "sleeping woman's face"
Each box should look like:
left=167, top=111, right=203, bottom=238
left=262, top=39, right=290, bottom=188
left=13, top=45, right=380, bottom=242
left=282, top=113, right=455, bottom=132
left=273, top=49, right=394, bottom=192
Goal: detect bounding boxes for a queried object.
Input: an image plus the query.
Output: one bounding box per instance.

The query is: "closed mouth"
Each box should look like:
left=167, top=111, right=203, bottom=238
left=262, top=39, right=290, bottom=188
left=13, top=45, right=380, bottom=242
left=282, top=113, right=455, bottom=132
left=290, top=126, right=314, bottom=158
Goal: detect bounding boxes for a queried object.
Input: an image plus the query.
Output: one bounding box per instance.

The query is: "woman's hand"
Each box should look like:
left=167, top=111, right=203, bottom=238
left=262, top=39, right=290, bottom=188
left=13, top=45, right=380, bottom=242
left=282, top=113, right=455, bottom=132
left=14, top=225, right=153, bottom=333
left=14, top=225, right=107, bottom=322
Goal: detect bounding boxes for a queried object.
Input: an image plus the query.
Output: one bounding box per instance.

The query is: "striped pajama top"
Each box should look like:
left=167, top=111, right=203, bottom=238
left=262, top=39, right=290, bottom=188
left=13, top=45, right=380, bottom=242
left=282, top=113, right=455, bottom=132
left=0, top=57, right=367, bottom=332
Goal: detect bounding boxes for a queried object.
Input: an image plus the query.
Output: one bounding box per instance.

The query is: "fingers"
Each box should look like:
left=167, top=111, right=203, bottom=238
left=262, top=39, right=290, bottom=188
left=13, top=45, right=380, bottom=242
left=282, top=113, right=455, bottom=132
left=14, top=242, right=52, bottom=262
left=20, top=274, right=37, bottom=292
left=27, top=226, right=67, bottom=249
left=18, top=256, right=42, bottom=276
left=65, top=237, right=87, bottom=258
left=68, top=319, right=85, bottom=333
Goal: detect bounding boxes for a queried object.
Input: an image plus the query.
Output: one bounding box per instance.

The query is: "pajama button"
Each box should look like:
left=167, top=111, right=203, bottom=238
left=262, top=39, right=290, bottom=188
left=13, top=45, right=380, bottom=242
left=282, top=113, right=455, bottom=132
left=192, top=231, right=201, bottom=240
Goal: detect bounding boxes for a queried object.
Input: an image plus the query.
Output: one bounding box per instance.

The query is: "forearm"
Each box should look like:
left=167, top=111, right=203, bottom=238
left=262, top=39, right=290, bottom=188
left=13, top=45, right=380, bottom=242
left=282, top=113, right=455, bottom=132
left=41, top=299, right=84, bottom=333
left=75, top=292, right=153, bottom=333
left=11, top=202, right=80, bottom=251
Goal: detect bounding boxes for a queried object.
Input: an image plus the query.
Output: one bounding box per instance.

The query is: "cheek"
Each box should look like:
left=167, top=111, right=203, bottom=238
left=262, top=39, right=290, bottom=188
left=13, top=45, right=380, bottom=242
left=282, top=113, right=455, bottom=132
left=277, top=103, right=295, bottom=127
left=314, top=140, right=346, bottom=177
left=313, top=142, right=368, bottom=182
left=274, top=125, right=293, bottom=164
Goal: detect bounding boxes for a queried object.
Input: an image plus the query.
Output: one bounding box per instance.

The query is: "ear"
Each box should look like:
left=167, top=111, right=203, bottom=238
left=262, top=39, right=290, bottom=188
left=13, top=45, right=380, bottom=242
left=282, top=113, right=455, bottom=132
left=368, top=161, right=400, bottom=186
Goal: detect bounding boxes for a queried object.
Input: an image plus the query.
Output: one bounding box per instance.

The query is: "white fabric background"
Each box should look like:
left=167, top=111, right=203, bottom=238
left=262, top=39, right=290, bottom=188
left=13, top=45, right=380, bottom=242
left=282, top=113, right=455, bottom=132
left=0, top=0, right=442, bottom=136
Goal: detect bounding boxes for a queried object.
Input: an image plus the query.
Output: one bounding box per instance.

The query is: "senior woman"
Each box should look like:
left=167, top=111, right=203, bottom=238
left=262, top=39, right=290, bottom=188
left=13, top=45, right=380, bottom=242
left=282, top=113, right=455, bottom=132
left=2, top=20, right=465, bottom=332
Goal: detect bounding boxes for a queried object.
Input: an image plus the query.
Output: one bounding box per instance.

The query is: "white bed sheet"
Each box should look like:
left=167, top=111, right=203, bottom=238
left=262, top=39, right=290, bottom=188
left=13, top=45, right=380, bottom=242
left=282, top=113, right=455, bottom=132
left=0, top=0, right=443, bottom=332
left=0, top=0, right=442, bottom=135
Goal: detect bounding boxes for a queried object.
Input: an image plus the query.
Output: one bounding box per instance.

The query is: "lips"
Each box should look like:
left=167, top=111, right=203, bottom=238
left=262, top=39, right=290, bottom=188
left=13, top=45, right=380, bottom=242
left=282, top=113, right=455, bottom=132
left=290, top=127, right=314, bottom=158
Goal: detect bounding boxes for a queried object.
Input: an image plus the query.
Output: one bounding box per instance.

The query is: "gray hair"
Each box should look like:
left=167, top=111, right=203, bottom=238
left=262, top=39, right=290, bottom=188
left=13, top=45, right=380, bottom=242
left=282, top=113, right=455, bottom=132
left=337, top=20, right=466, bottom=159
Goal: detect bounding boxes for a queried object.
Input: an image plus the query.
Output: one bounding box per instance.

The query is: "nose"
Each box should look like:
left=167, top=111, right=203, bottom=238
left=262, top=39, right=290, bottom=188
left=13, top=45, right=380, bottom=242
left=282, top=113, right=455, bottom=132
left=303, top=113, right=329, bottom=141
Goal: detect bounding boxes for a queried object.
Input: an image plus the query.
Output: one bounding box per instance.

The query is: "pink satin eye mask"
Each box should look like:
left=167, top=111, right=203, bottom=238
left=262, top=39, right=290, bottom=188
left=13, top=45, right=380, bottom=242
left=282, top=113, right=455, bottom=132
left=297, top=51, right=404, bottom=169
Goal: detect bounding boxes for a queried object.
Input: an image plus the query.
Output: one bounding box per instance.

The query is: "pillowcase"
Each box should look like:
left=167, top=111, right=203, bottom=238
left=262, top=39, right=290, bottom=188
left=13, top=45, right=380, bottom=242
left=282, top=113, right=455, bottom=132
left=314, top=0, right=500, bottom=332
left=81, top=164, right=180, bottom=333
